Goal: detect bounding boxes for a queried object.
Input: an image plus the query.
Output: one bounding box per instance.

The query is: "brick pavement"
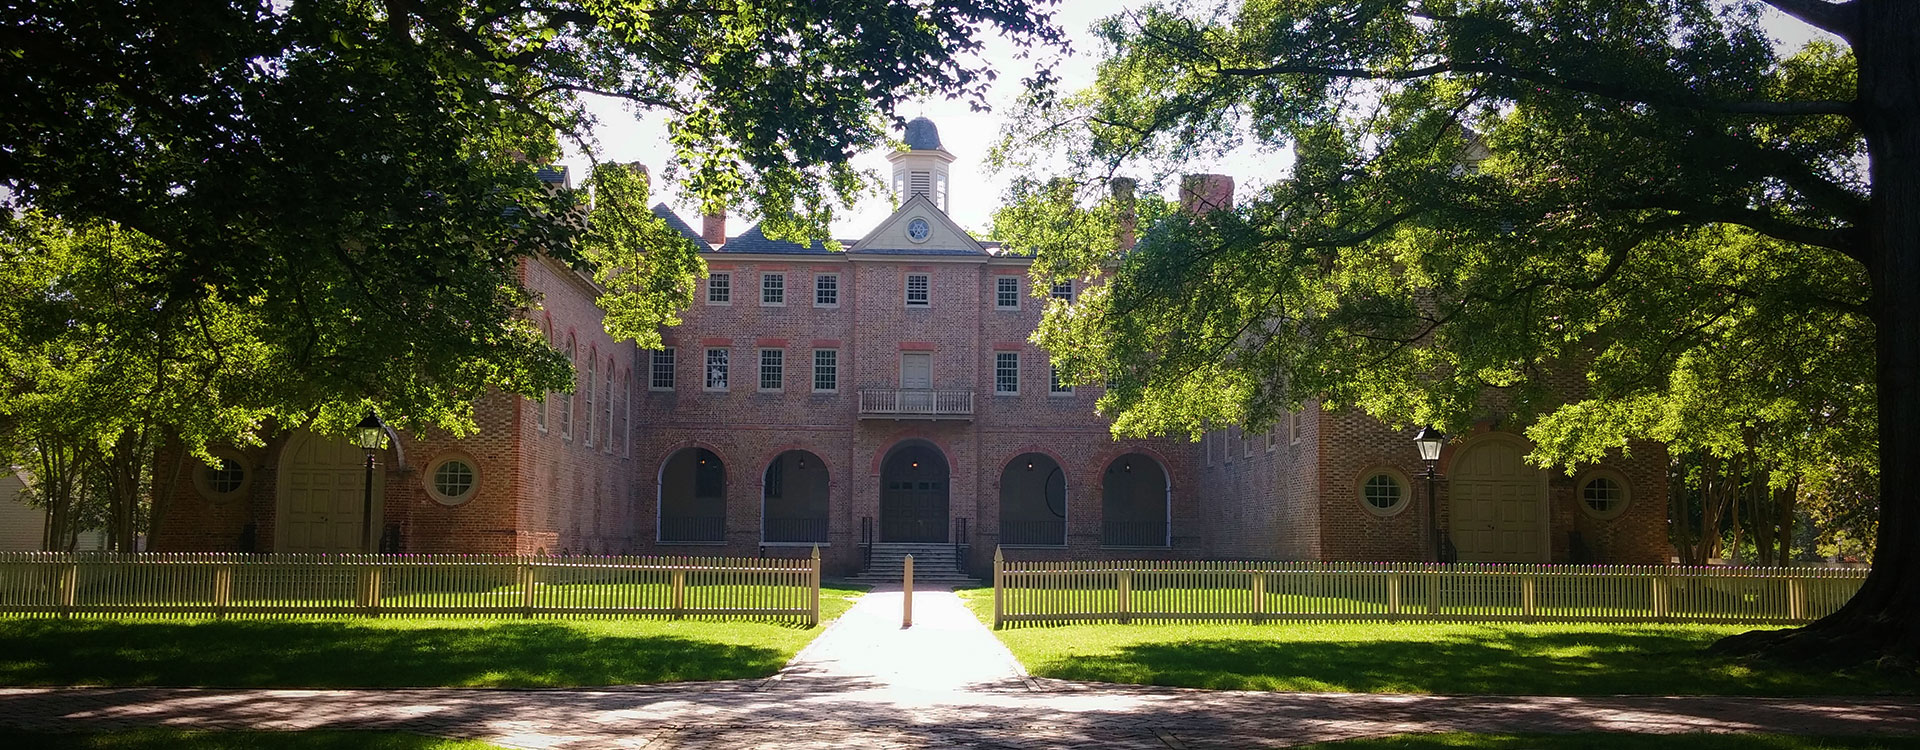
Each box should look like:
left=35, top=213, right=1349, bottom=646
left=3, top=587, right=1917, bottom=749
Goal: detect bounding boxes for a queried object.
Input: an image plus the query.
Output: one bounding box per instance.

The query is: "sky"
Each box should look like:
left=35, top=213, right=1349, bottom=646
left=560, top=2, right=1833, bottom=241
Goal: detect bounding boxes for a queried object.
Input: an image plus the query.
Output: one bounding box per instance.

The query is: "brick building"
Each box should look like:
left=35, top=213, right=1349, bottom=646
left=152, top=117, right=1667, bottom=571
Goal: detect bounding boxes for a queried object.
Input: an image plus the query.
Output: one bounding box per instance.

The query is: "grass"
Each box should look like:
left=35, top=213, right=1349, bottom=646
left=956, top=588, right=1914, bottom=696
left=1293, top=735, right=1920, bottom=749
left=0, top=729, right=510, bottom=749
left=0, top=585, right=864, bottom=688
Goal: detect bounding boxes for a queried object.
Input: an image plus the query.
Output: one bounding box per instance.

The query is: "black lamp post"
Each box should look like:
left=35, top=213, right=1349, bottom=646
left=354, top=411, right=388, bottom=553
left=1413, top=426, right=1447, bottom=563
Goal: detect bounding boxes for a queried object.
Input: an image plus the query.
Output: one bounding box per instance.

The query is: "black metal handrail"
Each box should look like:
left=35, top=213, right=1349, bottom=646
left=953, top=517, right=969, bottom=561
left=860, top=516, right=873, bottom=567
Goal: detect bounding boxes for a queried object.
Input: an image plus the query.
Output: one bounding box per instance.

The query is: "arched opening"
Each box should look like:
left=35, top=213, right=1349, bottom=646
left=1448, top=436, right=1548, bottom=562
left=999, top=453, right=1065, bottom=546
left=659, top=448, right=725, bottom=543
left=1101, top=453, right=1168, bottom=547
left=276, top=429, right=386, bottom=552
left=762, top=450, right=829, bottom=544
left=880, top=441, right=948, bottom=542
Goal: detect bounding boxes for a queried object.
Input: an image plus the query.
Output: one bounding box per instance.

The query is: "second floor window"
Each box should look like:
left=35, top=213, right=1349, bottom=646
left=650, top=349, right=675, bottom=390
left=815, top=274, right=839, bottom=306
left=1049, top=365, right=1073, bottom=394
left=906, top=273, right=930, bottom=307
left=707, top=272, right=731, bottom=304
left=1050, top=280, right=1074, bottom=302
left=995, top=352, right=1020, bottom=394
left=762, top=272, right=785, bottom=305
left=814, top=349, right=838, bottom=392
left=995, top=277, right=1019, bottom=309
left=759, top=348, right=784, bottom=391
left=705, top=348, right=729, bottom=391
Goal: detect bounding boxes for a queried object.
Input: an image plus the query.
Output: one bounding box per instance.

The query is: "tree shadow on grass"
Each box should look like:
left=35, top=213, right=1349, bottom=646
left=1035, top=628, right=1916, bottom=696
left=0, top=619, right=789, bottom=688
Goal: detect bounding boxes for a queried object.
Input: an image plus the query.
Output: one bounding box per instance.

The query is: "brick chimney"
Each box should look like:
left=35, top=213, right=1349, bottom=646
left=1110, top=177, right=1138, bottom=251
left=702, top=209, right=726, bottom=247
left=1179, top=173, right=1234, bottom=214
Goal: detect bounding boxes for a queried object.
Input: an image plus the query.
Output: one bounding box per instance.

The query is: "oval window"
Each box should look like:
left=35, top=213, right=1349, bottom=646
left=427, top=457, right=479, bottom=506
left=193, top=451, right=250, bottom=502
left=1579, top=473, right=1630, bottom=519
left=1360, top=471, right=1408, bottom=516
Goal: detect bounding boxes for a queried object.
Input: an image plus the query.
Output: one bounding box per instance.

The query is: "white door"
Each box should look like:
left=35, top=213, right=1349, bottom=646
left=278, top=431, right=378, bottom=552
left=901, top=353, right=931, bottom=389
left=1448, top=438, right=1545, bottom=562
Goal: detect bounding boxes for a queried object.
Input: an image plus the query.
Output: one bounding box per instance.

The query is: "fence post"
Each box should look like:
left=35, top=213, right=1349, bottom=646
left=214, top=564, right=234, bottom=620
left=57, top=560, right=78, bottom=619
left=671, top=567, right=687, bottom=619
left=1521, top=573, right=1537, bottom=622
left=520, top=558, right=536, bottom=619
left=1651, top=575, right=1670, bottom=621
left=1251, top=572, right=1267, bottom=623
left=902, top=554, right=914, bottom=628
left=1387, top=573, right=1402, bottom=619
left=1425, top=568, right=1440, bottom=616
left=992, top=547, right=1004, bottom=629
left=1118, top=568, right=1132, bottom=625
left=1789, top=576, right=1808, bottom=621
left=809, top=546, right=822, bottom=627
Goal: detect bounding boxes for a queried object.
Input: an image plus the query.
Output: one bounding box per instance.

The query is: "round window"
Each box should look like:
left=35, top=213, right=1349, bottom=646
left=426, top=456, right=479, bottom=506
left=1359, top=471, right=1409, bottom=516
left=1579, top=472, right=1630, bottom=519
left=193, top=450, right=250, bottom=502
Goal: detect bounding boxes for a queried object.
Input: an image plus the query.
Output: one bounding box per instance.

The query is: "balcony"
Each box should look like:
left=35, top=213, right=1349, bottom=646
left=858, top=389, right=974, bottom=420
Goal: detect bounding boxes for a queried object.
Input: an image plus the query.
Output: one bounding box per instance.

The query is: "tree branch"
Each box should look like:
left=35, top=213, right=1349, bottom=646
left=1759, top=0, right=1859, bottom=42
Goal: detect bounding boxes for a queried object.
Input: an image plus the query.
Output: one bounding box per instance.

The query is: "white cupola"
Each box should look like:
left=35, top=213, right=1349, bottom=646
left=888, top=116, right=956, bottom=213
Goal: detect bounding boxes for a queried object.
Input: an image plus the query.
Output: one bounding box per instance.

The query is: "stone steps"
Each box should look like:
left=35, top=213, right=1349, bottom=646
left=849, top=543, right=979, bottom=585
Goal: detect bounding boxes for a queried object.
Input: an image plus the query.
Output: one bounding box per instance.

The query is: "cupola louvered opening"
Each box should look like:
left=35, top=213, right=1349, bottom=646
left=909, top=170, right=933, bottom=199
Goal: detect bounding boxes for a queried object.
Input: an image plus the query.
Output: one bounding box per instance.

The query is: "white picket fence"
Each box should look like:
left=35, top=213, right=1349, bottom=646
left=0, top=551, right=822, bottom=624
left=991, top=551, right=1867, bottom=627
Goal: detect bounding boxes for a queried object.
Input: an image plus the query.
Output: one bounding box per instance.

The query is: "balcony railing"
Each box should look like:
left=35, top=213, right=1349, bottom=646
left=858, top=389, right=974, bottom=419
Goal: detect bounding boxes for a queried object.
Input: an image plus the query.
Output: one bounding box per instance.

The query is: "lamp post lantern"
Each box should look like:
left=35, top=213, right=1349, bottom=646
left=354, top=411, right=388, bottom=553
left=1413, top=426, right=1449, bottom=563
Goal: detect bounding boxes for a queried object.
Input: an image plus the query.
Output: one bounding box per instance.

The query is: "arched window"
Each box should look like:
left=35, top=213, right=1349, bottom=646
left=1101, top=453, right=1169, bottom=547
left=659, top=448, right=725, bottom=543
left=584, top=346, right=598, bottom=448
left=561, top=335, right=576, bottom=440
left=999, top=453, right=1066, bottom=546
left=762, top=450, right=828, bottom=543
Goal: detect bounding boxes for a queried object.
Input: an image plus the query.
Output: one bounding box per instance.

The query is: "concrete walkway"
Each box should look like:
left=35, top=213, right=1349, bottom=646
left=3, top=586, right=1918, bottom=749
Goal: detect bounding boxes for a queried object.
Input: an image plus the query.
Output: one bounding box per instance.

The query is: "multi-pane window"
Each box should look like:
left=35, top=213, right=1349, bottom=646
left=1267, top=427, right=1276, bottom=452
left=905, top=273, right=930, bottom=307
left=561, top=340, right=575, bottom=439
left=584, top=359, right=597, bottom=448
left=707, top=272, right=731, bottom=304
left=705, top=348, right=729, bottom=391
left=1242, top=429, right=1252, bottom=458
left=622, top=373, right=632, bottom=458
left=1289, top=411, right=1303, bottom=444
left=813, top=349, right=838, bottom=392
left=995, top=352, right=1020, bottom=394
left=761, top=272, right=785, bottom=305
left=815, top=274, right=839, bottom=307
left=1050, top=280, right=1074, bottom=302
left=1049, top=365, right=1072, bottom=394
left=650, top=349, right=675, bottom=390
left=995, top=277, right=1020, bottom=309
left=1205, top=430, right=1214, bottom=466
left=1363, top=473, right=1406, bottom=513
left=603, top=362, right=614, bottom=452
left=759, top=348, right=784, bottom=391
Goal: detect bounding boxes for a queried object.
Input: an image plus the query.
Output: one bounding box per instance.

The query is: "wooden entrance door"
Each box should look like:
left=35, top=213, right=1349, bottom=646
left=880, top=443, right=948, bottom=542
left=899, top=353, right=933, bottom=412
left=1448, top=438, right=1545, bottom=562
left=277, top=431, right=379, bottom=552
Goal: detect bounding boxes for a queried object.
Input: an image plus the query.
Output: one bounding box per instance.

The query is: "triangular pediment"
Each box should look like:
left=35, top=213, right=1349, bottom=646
left=848, top=194, right=985, bottom=254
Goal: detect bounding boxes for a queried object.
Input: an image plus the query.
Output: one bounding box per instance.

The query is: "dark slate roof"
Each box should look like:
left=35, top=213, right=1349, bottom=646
left=650, top=204, right=713, bottom=253
left=535, top=165, right=569, bottom=185
left=713, top=223, right=847, bottom=254
left=849, top=247, right=988, bottom=256
left=903, top=116, right=942, bottom=151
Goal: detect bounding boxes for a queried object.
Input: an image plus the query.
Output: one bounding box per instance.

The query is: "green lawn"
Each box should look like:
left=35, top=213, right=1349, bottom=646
left=1295, top=735, right=1920, bottom=749
left=957, top=588, right=1914, bottom=696
left=0, top=585, right=864, bottom=688
left=0, top=729, right=509, bottom=749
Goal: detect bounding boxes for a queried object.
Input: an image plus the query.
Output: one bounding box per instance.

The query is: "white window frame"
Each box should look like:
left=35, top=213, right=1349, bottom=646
left=761, top=272, right=785, bottom=306
left=905, top=273, right=930, bottom=307
left=622, top=372, right=632, bottom=459
left=813, top=349, right=839, bottom=393
left=995, top=276, right=1020, bottom=309
left=705, top=348, right=729, bottom=392
left=1290, top=411, right=1303, bottom=445
left=650, top=349, right=675, bottom=391
left=994, top=351, right=1020, bottom=395
left=707, top=272, right=731, bottom=305
left=1049, top=364, right=1073, bottom=396
left=1267, top=427, right=1276, bottom=452
left=1050, top=280, right=1074, bottom=302
left=603, top=361, right=615, bottom=453
left=584, top=359, right=597, bottom=448
left=759, top=348, right=784, bottom=392
left=815, top=273, right=839, bottom=307
left=1242, top=428, right=1252, bottom=458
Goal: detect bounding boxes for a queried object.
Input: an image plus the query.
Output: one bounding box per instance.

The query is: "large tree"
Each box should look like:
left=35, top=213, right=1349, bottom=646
left=996, top=0, right=1914, bottom=664
left=1, top=0, right=1063, bottom=434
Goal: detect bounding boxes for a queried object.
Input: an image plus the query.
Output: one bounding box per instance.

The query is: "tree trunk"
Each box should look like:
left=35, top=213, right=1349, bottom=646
left=1714, top=0, right=1920, bottom=665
